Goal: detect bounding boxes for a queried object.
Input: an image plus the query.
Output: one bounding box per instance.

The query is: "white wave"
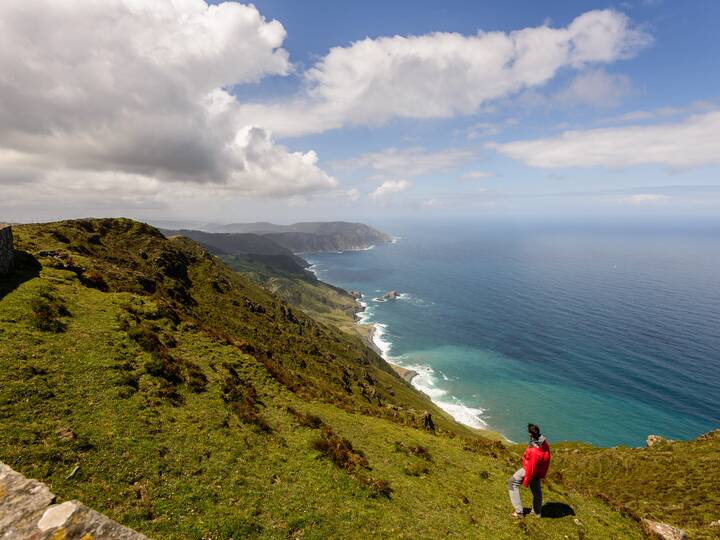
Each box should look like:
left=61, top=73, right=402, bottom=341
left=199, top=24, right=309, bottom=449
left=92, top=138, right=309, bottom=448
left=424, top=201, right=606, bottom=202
left=394, top=360, right=488, bottom=429
left=372, top=323, right=393, bottom=358
left=391, top=236, right=402, bottom=244
left=356, top=303, right=373, bottom=325
left=434, top=400, right=488, bottom=429
left=397, top=292, right=433, bottom=307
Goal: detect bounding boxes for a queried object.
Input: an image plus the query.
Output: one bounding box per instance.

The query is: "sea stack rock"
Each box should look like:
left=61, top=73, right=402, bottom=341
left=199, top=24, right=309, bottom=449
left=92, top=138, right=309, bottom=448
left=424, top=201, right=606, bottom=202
left=641, top=519, right=688, bottom=540
left=383, top=290, right=400, bottom=300
left=0, top=224, right=13, bottom=276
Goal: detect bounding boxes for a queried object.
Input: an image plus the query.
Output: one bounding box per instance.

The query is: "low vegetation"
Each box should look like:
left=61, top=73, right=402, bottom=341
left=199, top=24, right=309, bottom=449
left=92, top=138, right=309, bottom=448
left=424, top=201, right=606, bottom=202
left=0, top=218, right=714, bottom=538
left=550, top=434, right=720, bottom=539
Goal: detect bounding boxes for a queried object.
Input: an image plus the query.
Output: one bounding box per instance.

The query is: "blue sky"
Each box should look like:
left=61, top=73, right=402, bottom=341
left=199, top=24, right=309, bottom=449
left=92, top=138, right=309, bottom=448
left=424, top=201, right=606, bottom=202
left=234, top=0, right=720, bottom=221
left=1, top=0, right=719, bottom=223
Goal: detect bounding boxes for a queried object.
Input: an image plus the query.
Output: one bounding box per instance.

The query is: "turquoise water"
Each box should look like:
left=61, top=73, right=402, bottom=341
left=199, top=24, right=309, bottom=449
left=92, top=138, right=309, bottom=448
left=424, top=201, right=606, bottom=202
left=306, top=220, right=720, bottom=446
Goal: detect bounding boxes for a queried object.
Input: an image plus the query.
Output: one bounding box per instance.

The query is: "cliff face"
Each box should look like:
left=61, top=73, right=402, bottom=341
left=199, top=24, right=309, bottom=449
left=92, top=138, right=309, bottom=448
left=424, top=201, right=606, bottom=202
left=0, top=225, right=13, bottom=275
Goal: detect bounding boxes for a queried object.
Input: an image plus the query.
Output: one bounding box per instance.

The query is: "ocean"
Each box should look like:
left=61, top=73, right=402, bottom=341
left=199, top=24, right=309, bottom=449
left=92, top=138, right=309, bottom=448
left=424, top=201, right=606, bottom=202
left=305, top=219, right=720, bottom=447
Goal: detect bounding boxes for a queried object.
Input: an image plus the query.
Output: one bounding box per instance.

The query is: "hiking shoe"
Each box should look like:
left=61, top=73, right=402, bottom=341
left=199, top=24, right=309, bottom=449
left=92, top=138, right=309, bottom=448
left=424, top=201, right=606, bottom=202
left=529, top=512, right=542, bottom=518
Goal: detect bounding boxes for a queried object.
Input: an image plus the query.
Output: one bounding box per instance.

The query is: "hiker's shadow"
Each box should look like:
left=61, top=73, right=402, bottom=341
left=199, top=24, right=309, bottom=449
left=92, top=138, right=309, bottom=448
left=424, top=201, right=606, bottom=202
left=538, top=502, right=575, bottom=518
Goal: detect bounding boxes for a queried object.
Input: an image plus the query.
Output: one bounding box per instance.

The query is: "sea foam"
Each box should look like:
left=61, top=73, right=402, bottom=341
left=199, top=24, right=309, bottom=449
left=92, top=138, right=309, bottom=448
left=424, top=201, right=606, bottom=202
left=398, top=362, right=488, bottom=429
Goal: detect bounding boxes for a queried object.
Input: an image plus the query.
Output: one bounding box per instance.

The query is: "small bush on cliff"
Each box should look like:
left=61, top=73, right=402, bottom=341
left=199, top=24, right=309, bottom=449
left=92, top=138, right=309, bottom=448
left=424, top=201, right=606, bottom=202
left=313, top=426, right=369, bottom=473
left=80, top=270, right=108, bottom=291
left=29, top=291, right=70, bottom=332
left=221, top=363, right=271, bottom=432
left=286, top=406, right=324, bottom=429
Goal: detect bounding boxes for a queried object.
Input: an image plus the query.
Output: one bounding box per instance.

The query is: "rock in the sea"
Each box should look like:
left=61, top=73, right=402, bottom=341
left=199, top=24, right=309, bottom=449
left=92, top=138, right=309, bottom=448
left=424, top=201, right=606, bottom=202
left=646, top=434, right=672, bottom=447
left=642, top=519, right=688, bottom=540
left=0, top=461, right=147, bottom=539
left=383, top=290, right=400, bottom=300
left=349, top=290, right=362, bottom=300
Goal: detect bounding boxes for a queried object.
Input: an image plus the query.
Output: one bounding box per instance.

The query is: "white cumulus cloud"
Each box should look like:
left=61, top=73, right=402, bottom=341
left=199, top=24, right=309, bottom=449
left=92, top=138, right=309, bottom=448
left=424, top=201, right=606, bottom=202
left=370, top=179, right=411, bottom=201
left=0, top=0, right=336, bottom=209
left=239, top=9, right=651, bottom=136
left=555, top=69, right=635, bottom=107
left=490, top=110, right=720, bottom=169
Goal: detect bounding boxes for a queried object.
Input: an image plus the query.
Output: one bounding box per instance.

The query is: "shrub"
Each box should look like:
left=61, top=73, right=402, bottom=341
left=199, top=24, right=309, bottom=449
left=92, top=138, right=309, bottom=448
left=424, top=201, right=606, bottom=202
left=127, top=325, right=165, bottom=354
left=144, top=356, right=183, bottom=385
left=313, top=426, right=369, bottom=472
left=286, top=406, right=324, bottom=429
left=29, top=294, right=69, bottom=332
left=222, top=365, right=271, bottom=433
left=404, top=463, right=430, bottom=477
left=357, top=474, right=393, bottom=498
left=394, top=441, right=432, bottom=461
left=184, top=361, right=208, bottom=393
left=80, top=270, right=109, bottom=291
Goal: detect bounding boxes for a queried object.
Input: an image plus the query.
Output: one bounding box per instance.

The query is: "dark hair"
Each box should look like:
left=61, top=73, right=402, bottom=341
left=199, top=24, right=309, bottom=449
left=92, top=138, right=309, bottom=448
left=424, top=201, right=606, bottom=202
left=527, top=423, right=541, bottom=439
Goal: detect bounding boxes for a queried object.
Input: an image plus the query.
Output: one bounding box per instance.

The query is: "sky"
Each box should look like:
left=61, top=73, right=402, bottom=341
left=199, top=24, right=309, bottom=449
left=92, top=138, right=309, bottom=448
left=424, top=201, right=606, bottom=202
left=1, top=0, right=719, bottom=224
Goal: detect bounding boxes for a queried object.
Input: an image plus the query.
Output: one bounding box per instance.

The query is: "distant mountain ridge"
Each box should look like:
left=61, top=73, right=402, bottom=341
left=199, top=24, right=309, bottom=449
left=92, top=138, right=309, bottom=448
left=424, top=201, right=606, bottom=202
left=213, top=221, right=392, bottom=253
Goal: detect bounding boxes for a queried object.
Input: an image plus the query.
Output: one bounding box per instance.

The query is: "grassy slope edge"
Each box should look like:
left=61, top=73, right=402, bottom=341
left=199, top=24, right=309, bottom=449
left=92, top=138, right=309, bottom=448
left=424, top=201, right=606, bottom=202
left=1, top=219, right=646, bottom=538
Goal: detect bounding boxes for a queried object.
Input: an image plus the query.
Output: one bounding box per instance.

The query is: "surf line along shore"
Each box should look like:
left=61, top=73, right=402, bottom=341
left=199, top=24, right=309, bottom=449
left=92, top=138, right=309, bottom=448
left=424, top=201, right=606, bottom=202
left=354, top=316, right=419, bottom=383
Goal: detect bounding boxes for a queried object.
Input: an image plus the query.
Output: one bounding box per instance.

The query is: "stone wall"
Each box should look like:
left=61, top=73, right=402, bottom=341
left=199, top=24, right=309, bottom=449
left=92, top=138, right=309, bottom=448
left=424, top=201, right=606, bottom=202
left=0, top=224, right=13, bottom=275
left=0, top=462, right=148, bottom=539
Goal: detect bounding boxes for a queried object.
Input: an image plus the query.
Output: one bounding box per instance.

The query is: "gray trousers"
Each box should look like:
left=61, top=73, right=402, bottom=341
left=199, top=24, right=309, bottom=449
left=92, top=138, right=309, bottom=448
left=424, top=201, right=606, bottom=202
left=508, top=468, right=542, bottom=515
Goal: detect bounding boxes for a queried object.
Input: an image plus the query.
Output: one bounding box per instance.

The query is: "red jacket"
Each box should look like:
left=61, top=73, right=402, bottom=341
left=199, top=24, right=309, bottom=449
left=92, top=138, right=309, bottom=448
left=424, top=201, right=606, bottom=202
left=522, top=436, right=551, bottom=487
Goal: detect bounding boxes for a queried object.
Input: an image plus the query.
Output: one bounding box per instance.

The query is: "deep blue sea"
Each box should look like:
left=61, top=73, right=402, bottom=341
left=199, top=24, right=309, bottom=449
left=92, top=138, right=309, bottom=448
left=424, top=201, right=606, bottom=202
left=305, top=219, right=720, bottom=447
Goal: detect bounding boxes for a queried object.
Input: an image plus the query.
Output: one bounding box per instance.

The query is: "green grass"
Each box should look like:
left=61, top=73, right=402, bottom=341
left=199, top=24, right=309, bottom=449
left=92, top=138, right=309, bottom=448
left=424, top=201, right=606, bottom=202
left=550, top=437, right=720, bottom=539
left=0, top=219, right=660, bottom=538
left=220, top=254, right=360, bottom=332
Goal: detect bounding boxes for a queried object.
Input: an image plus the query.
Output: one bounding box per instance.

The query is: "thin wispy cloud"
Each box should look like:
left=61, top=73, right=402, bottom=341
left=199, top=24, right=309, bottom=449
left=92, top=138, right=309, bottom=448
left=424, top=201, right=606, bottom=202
left=333, top=147, right=477, bottom=180
left=490, top=111, right=720, bottom=169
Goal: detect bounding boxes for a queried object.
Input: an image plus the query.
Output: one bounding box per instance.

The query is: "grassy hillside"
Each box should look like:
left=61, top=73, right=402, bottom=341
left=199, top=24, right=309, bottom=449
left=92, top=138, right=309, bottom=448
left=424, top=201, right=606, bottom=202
left=160, top=229, right=309, bottom=272
left=220, top=254, right=359, bottom=332
left=0, top=218, right=653, bottom=538
left=549, top=434, right=720, bottom=539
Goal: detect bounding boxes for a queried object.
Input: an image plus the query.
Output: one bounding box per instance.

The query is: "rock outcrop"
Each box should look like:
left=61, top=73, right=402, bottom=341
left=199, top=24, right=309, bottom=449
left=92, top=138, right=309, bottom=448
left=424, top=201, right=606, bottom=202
left=642, top=519, right=688, bottom=540
left=383, top=290, right=400, bottom=300
left=646, top=434, right=672, bottom=447
left=0, top=224, right=13, bottom=275
left=0, top=462, right=147, bottom=539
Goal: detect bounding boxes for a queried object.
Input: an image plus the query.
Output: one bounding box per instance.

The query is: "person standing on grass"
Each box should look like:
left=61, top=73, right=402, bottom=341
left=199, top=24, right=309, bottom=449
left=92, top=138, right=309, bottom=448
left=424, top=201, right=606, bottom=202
left=509, top=423, right=551, bottom=518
